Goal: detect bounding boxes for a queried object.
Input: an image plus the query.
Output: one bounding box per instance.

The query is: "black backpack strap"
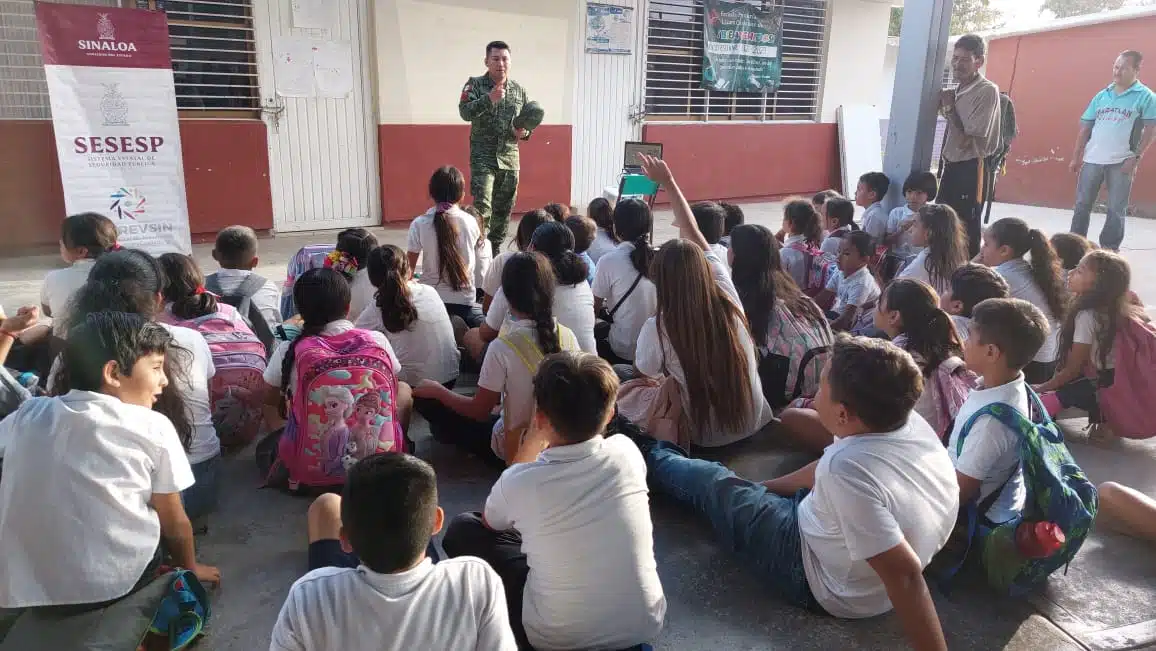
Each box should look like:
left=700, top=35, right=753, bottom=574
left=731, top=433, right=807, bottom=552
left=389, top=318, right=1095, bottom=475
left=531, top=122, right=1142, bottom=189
left=608, top=273, right=644, bottom=320
left=790, top=345, right=831, bottom=402
left=218, top=272, right=276, bottom=355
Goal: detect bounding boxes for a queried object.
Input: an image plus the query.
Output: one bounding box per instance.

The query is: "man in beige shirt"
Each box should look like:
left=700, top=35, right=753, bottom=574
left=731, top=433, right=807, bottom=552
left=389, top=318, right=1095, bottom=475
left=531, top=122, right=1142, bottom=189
left=938, top=34, right=1002, bottom=257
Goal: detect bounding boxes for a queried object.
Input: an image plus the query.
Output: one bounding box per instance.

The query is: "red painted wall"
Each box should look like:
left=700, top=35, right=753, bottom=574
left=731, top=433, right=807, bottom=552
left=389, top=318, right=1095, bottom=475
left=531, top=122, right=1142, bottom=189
left=378, top=124, right=572, bottom=222
left=985, top=15, right=1156, bottom=217
left=641, top=122, right=842, bottom=202
left=0, top=119, right=273, bottom=251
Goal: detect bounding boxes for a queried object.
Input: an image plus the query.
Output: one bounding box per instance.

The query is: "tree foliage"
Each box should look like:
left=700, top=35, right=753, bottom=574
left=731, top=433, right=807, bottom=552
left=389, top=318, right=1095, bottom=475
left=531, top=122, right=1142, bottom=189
left=889, top=0, right=1003, bottom=38
left=1041, top=0, right=1129, bottom=18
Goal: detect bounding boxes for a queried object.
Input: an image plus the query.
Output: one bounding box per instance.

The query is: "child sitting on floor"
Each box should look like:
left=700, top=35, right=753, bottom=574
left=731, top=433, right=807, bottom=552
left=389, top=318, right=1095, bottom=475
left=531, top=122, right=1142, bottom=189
left=820, top=197, right=858, bottom=258
left=415, top=253, right=580, bottom=464
left=856, top=172, right=891, bottom=248
left=1034, top=251, right=1147, bottom=437
left=817, top=231, right=880, bottom=333
left=979, top=218, right=1068, bottom=384
left=332, top=228, right=380, bottom=322
left=42, top=212, right=119, bottom=337
left=894, top=204, right=970, bottom=296
left=719, top=201, right=746, bottom=249
left=481, top=209, right=555, bottom=314
left=0, top=312, right=220, bottom=612
left=885, top=171, right=939, bottom=265
left=272, top=454, right=516, bottom=651
left=691, top=201, right=730, bottom=263
left=1049, top=232, right=1095, bottom=287
left=940, top=263, right=1010, bottom=344
left=442, top=352, right=666, bottom=651
left=542, top=202, right=569, bottom=221
left=779, top=199, right=826, bottom=291
left=585, top=197, right=618, bottom=263
left=208, top=225, right=282, bottom=341
left=951, top=298, right=1049, bottom=526
left=625, top=335, right=956, bottom=650
left=564, top=214, right=598, bottom=285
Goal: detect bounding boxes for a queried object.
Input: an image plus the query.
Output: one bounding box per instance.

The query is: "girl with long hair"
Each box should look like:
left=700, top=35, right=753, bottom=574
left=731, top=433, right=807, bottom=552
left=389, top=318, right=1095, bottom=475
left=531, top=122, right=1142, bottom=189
left=585, top=197, right=618, bottom=262
left=730, top=223, right=833, bottom=408
left=480, top=208, right=555, bottom=313
left=57, top=249, right=220, bottom=520
left=591, top=199, right=658, bottom=365
left=635, top=155, right=773, bottom=446
left=466, top=221, right=595, bottom=361
left=355, top=245, right=460, bottom=387
left=414, top=252, right=580, bottom=464
left=778, top=199, right=826, bottom=290
left=896, top=204, right=970, bottom=296
left=1036, top=251, right=1147, bottom=436
left=43, top=212, right=120, bottom=336
left=333, top=228, right=379, bottom=322
left=406, top=166, right=483, bottom=327
left=979, top=218, right=1069, bottom=383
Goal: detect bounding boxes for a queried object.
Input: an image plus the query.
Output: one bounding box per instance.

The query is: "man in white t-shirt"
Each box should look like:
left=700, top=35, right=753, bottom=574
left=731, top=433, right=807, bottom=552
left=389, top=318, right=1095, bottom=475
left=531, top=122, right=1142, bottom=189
left=951, top=299, right=1049, bottom=524
left=272, top=454, right=516, bottom=651
left=627, top=336, right=956, bottom=649
left=443, top=352, right=666, bottom=650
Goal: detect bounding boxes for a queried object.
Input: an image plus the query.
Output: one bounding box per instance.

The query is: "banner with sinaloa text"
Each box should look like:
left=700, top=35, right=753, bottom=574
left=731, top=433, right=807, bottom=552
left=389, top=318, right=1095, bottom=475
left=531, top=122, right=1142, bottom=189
left=37, top=3, right=192, bottom=254
left=702, top=0, right=784, bottom=93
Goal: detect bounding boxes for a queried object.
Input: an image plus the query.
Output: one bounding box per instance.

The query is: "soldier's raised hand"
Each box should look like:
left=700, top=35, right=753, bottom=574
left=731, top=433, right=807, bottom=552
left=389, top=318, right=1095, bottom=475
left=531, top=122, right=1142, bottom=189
left=488, top=82, right=506, bottom=104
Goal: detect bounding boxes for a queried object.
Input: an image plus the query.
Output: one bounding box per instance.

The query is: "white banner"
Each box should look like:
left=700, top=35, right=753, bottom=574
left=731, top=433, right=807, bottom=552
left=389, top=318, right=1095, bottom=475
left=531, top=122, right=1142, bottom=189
left=37, top=4, right=192, bottom=255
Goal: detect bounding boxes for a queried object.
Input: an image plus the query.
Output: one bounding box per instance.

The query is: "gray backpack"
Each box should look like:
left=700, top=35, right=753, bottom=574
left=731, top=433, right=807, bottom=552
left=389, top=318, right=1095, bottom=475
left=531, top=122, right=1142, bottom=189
left=204, top=272, right=276, bottom=355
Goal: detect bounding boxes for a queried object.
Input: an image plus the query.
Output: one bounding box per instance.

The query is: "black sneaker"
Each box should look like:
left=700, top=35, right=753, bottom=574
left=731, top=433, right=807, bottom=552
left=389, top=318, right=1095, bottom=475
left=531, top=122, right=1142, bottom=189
left=606, top=413, right=661, bottom=457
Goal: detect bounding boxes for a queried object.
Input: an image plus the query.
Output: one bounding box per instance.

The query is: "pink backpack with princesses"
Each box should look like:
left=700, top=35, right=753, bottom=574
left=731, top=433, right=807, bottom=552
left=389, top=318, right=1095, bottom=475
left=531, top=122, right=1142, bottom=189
left=274, top=330, right=403, bottom=491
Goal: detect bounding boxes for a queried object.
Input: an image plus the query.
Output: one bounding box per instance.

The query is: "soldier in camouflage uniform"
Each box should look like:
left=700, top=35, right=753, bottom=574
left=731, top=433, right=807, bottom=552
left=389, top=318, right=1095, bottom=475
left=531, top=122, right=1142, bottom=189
left=459, top=41, right=538, bottom=253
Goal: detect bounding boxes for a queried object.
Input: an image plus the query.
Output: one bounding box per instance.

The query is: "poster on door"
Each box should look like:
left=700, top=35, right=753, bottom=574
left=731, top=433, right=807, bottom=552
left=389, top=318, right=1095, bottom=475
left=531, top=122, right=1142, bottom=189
left=702, top=0, right=783, bottom=93
left=36, top=3, right=191, bottom=255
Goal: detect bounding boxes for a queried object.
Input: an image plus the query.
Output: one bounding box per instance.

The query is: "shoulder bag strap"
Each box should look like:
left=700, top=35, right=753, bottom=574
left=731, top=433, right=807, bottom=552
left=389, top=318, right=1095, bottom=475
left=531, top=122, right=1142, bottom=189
left=608, top=273, right=644, bottom=319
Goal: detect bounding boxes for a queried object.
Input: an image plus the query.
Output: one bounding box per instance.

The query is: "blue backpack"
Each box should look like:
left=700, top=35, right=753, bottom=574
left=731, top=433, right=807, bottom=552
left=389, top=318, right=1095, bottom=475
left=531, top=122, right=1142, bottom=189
left=147, top=570, right=212, bottom=650
left=943, top=388, right=1098, bottom=596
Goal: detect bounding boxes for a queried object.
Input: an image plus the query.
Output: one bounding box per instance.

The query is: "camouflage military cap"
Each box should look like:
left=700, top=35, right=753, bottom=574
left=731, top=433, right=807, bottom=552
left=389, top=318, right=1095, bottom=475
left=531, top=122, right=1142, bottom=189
left=513, top=101, right=545, bottom=131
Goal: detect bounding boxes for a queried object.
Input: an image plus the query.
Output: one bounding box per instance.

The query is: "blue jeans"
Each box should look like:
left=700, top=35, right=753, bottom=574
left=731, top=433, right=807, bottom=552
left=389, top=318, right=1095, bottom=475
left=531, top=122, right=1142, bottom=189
left=645, top=443, right=822, bottom=611
left=1071, top=161, right=1134, bottom=251
left=181, top=454, right=221, bottom=522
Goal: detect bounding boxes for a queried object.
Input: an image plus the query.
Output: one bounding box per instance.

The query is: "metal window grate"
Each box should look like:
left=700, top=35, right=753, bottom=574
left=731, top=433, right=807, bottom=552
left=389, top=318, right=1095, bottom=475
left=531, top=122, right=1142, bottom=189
left=0, top=0, right=258, bottom=119
left=644, top=0, right=828, bottom=122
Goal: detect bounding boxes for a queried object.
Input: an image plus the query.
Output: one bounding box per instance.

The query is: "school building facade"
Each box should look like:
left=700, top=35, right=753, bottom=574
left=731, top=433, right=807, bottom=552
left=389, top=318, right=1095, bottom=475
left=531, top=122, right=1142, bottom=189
left=1, top=0, right=900, bottom=250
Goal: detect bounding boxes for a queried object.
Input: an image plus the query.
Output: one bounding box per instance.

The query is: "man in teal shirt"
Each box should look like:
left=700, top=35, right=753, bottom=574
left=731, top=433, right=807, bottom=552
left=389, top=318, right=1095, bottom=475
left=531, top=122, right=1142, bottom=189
left=1070, top=50, right=1156, bottom=251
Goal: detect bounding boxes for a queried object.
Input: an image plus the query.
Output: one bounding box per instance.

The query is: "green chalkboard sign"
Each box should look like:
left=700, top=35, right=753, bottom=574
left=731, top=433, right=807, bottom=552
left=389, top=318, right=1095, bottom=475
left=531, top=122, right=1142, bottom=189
left=702, top=1, right=784, bottom=93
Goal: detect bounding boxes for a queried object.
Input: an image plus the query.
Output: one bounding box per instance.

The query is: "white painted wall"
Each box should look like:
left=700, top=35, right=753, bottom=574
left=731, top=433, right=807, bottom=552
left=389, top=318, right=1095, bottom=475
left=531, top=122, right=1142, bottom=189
left=372, top=0, right=578, bottom=125
left=818, top=0, right=893, bottom=123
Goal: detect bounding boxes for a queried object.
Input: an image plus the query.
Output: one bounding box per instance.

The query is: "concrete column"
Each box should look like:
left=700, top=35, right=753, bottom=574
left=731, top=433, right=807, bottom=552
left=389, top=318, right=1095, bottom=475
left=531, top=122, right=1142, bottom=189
left=881, top=0, right=955, bottom=212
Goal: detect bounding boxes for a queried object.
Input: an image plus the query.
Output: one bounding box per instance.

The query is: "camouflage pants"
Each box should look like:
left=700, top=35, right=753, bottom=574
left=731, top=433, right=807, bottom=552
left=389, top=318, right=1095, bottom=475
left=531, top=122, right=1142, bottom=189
left=470, top=167, right=519, bottom=253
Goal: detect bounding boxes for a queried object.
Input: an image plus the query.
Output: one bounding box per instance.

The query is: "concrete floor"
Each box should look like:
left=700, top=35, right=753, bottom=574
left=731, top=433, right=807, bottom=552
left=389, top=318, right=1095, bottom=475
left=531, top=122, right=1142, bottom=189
left=2, top=202, right=1155, bottom=650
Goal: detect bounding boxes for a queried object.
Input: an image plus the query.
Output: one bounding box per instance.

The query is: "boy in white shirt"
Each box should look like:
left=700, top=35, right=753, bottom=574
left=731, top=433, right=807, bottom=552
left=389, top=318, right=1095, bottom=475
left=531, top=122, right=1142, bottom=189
left=208, top=225, right=283, bottom=338
left=443, top=352, right=667, bottom=651
left=817, top=231, right=881, bottom=333
left=691, top=201, right=731, bottom=266
left=0, top=312, right=219, bottom=612
left=940, top=264, right=1010, bottom=344
left=272, top=454, right=516, bottom=651
left=626, top=336, right=956, bottom=650
left=856, top=172, right=891, bottom=247
left=951, top=298, right=1049, bottom=525
left=885, top=171, right=938, bottom=262
left=42, top=212, right=119, bottom=336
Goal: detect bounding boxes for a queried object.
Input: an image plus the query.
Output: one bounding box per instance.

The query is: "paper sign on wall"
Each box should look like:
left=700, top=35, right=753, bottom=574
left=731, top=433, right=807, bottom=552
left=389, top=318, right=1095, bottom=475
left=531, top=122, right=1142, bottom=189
left=586, top=3, right=633, bottom=54
left=291, top=0, right=334, bottom=29
left=36, top=3, right=191, bottom=255
left=272, top=36, right=353, bottom=98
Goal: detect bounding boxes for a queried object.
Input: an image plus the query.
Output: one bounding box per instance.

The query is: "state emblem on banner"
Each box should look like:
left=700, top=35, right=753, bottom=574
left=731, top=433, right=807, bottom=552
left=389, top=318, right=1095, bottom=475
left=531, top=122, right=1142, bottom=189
left=100, top=83, right=130, bottom=126
left=97, top=13, right=115, bottom=41
left=109, top=187, right=146, bottom=220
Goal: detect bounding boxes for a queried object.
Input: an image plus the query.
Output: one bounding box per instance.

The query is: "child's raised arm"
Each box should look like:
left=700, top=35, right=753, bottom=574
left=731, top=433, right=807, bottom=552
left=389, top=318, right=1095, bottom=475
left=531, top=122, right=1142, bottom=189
left=639, top=154, right=710, bottom=252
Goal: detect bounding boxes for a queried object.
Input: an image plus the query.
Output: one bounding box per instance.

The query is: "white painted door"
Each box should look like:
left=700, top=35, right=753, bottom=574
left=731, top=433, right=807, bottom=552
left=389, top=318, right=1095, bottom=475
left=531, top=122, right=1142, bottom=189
left=571, top=0, right=648, bottom=207
left=253, top=0, right=379, bottom=232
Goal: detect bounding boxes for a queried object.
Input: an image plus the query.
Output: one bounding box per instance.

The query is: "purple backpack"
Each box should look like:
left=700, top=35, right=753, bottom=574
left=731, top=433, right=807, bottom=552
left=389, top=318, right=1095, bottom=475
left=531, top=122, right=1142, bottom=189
left=1096, top=316, right=1156, bottom=439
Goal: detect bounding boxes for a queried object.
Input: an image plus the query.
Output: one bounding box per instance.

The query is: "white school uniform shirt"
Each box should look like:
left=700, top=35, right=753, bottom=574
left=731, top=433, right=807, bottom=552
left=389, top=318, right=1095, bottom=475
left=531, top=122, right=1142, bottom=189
left=0, top=391, right=194, bottom=607
left=160, top=323, right=220, bottom=464
left=886, top=206, right=921, bottom=259
left=709, top=242, right=730, bottom=269
left=41, top=258, right=96, bottom=335
left=826, top=265, right=881, bottom=314
left=1074, top=309, right=1115, bottom=370
left=587, top=228, right=618, bottom=263
left=264, top=320, right=400, bottom=390
left=484, top=435, right=667, bottom=650
left=354, top=282, right=461, bottom=386
left=407, top=206, right=481, bottom=307
left=485, top=282, right=597, bottom=354
left=590, top=242, right=658, bottom=361
left=896, top=249, right=952, bottom=297
left=860, top=202, right=888, bottom=245
left=994, top=259, right=1060, bottom=363
left=270, top=558, right=516, bottom=651
left=779, top=234, right=812, bottom=290
left=209, top=268, right=283, bottom=333
left=478, top=318, right=580, bottom=459
left=634, top=251, right=772, bottom=447
left=483, top=251, right=517, bottom=298
left=474, top=234, right=493, bottom=292
left=798, top=415, right=959, bottom=618
left=949, top=374, right=1030, bottom=524
left=951, top=315, right=972, bottom=344
left=820, top=226, right=852, bottom=258
left=348, top=269, right=376, bottom=324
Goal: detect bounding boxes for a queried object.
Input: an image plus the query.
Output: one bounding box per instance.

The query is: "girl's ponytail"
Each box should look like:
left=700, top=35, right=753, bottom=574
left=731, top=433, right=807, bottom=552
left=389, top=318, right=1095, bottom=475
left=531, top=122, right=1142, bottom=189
left=885, top=279, right=962, bottom=377
left=1027, top=228, right=1070, bottom=321
left=428, top=166, right=470, bottom=291
left=613, top=199, right=654, bottom=278
left=368, top=245, right=419, bottom=333
left=158, top=253, right=218, bottom=320
left=531, top=221, right=588, bottom=286
left=501, top=252, right=560, bottom=355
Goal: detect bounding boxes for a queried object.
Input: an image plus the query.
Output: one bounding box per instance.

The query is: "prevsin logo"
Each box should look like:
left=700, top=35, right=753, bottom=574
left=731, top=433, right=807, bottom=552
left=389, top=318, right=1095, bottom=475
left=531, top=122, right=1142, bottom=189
left=78, top=13, right=137, bottom=52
